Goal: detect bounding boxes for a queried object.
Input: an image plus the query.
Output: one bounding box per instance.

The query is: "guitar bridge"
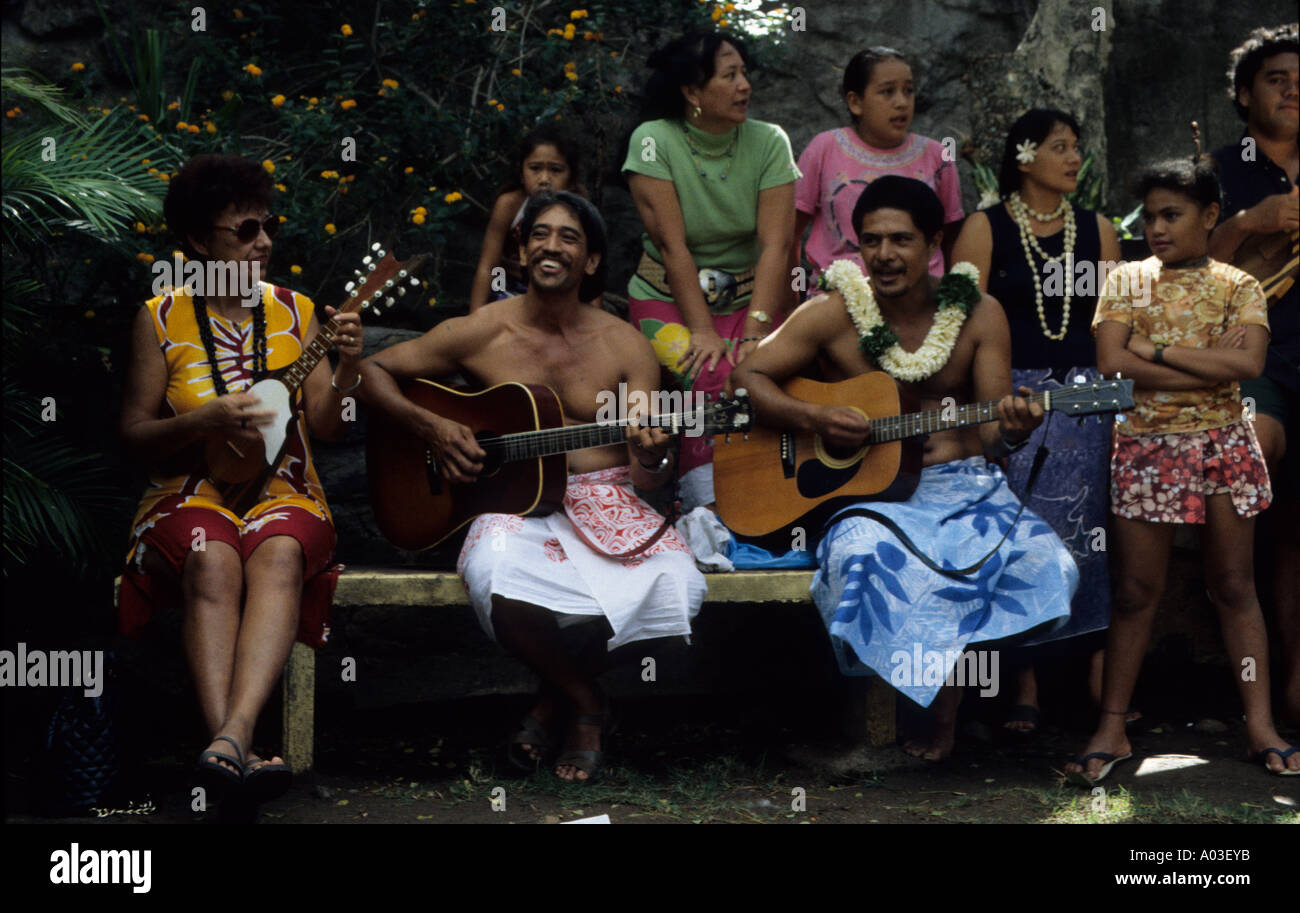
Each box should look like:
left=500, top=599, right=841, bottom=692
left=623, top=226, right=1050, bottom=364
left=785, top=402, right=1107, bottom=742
left=780, top=432, right=795, bottom=479
left=425, top=448, right=442, bottom=495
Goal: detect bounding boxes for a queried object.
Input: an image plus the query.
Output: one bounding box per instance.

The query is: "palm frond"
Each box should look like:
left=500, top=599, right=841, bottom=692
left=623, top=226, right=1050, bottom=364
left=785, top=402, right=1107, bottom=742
left=2, top=430, right=126, bottom=574
left=1, top=117, right=173, bottom=247
left=0, top=69, right=88, bottom=128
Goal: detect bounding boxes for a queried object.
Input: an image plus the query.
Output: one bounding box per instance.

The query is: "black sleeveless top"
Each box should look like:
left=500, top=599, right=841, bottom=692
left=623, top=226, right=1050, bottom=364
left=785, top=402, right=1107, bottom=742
left=986, top=201, right=1102, bottom=372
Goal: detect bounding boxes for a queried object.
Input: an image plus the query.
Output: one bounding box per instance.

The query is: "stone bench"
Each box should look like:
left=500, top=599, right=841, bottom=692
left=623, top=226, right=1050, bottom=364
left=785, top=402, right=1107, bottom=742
left=284, top=567, right=896, bottom=772
left=116, top=567, right=898, bottom=773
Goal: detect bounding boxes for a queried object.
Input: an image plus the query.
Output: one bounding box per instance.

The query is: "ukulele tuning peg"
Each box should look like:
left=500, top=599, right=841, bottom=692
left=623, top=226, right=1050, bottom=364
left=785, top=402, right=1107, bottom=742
left=409, top=277, right=420, bottom=287
left=362, top=255, right=373, bottom=266
left=397, top=269, right=408, bottom=279
left=345, top=281, right=356, bottom=292
left=396, top=286, right=407, bottom=297
left=383, top=279, right=395, bottom=289
left=734, top=387, right=747, bottom=397
left=354, top=268, right=364, bottom=278
left=371, top=242, right=382, bottom=252
left=384, top=297, right=395, bottom=308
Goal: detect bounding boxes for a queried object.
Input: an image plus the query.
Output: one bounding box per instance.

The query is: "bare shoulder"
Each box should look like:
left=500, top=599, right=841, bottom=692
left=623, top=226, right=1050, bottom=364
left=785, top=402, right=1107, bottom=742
left=966, top=291, right=1010, bottom=339
left=788, top=289, right=853, bottom=333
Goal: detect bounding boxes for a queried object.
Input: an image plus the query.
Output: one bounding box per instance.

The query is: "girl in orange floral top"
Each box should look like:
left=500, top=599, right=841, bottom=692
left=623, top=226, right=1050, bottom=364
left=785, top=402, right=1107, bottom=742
left=1067, top=156, right=1298, bottom=781
left=119, top=155, right=365, bottom=804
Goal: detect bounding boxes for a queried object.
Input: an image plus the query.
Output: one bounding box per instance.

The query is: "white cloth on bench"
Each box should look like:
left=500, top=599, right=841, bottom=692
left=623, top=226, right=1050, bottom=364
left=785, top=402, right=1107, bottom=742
left=458, top=466, right=706, bottom=649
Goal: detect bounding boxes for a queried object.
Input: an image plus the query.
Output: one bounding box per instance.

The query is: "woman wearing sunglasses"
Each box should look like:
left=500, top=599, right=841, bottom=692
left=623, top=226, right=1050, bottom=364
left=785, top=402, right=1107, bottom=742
left=118, top=154, right=363, bottom=809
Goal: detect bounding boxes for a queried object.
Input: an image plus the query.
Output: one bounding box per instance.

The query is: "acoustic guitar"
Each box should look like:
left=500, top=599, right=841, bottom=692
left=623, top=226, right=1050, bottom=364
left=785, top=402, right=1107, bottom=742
left=1233, top=229, right=1298, bottom=306
left=713, top=372, right=1134, bottom=538
left=205, top=244, right=428, bottom=515
left=367, top=380, right=752, bottom=551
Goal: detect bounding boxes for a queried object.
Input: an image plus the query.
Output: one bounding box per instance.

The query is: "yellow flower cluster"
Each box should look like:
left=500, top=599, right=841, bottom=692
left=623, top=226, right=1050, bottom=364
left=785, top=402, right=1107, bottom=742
left=262, top=159, right=276, bottom=174
left=271, top=94, right=286, bottom=107
left=176, top=121, right=200, bottom=133
left=411, top=205, right=428, bottom=225
left=341, top=24, right=353, bottom=36
left=444, top=191, right=463, bottom=203
left=291, top=265, right=303, bottom=274
left=325, top=223, right=337, bottom=235
left=340, top=99, right=357, bottom=110
left=244, top=63, right=262, bottom=77
left=71, top=62, right=86, bottom=72
left=321, top=170, right=340, bottom=179
left=570, top=9, right=588, bottom=18
left=382, top=78, right=399, bottom=89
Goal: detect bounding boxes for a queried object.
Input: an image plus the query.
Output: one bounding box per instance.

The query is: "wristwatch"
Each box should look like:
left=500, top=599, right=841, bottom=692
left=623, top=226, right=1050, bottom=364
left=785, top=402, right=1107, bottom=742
left=1153, top=344, right=1165, bottom=364
left=749, top=310, right=771, bottom=325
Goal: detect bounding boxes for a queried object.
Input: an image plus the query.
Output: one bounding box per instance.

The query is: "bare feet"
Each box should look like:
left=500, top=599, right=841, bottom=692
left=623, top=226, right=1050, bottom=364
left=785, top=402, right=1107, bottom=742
left=902, top=731, right=955, bottom=761
left=244, top=751, right=287, bottom=774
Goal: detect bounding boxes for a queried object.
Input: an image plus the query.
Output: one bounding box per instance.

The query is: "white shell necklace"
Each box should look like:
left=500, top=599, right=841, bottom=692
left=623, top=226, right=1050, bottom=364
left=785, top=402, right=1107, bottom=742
left=1008, top=191, right=1076, bottom=341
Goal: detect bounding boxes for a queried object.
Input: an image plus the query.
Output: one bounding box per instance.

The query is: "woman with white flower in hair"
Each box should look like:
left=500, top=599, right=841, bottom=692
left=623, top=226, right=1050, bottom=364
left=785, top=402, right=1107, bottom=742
left=952, top=108, right=1123, bottom=736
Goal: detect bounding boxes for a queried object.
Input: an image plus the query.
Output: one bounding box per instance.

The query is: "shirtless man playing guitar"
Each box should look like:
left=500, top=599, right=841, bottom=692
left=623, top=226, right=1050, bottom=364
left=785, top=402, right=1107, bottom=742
left=358, top=191, right=706, bottom=781
left=730, top=176, right=1077, bottom=760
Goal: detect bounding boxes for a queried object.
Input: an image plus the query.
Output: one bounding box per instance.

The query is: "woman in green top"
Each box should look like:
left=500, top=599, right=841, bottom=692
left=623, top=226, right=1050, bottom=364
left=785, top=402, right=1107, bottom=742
left=624, top=30, right=800, bottom=504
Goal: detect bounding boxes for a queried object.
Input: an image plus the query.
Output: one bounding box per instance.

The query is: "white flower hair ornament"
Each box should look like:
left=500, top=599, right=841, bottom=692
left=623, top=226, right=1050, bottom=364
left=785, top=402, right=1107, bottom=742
left=1015, top=140, right=1038, bottom=164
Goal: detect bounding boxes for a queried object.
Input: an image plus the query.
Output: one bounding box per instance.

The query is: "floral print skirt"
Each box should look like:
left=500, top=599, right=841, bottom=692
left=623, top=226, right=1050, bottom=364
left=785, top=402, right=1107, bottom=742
left=1110, top=419, right=1272, bottom=523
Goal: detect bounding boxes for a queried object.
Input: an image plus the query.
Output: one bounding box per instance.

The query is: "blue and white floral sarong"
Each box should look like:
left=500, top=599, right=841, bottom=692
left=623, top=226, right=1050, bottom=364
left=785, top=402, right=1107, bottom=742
left=811, top=457, right=1077, bottom=708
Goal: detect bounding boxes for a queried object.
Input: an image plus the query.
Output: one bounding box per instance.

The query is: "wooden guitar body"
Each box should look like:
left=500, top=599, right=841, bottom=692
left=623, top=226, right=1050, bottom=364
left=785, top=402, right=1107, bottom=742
left=367, top=380, right=568, bottom=551
left=1234, top=229, right=1298, bottom=306
left=714, top=372, right=922, bottom=539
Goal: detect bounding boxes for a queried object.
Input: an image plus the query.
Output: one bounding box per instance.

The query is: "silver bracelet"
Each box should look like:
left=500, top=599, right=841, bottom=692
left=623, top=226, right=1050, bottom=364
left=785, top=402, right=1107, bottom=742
left=331, top=372, right=362, bottom=395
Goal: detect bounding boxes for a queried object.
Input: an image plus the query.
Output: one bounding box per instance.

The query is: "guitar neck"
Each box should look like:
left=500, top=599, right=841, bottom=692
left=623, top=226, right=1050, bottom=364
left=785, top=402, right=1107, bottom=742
left=488, top=411, right=702, bottom=462
left=870, top=391, right=1052, bottom=443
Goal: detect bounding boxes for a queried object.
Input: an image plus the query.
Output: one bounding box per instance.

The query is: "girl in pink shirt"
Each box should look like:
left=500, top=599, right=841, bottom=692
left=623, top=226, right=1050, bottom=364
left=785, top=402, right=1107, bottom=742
left=793, top=48, right=964, bottom=288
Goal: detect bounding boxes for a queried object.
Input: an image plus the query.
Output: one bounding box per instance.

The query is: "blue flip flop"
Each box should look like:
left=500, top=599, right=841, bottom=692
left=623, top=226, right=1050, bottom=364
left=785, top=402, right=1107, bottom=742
left=1255, top=746, right=1300, bottom=776
left=1066, top=751, right=1132, bottom=786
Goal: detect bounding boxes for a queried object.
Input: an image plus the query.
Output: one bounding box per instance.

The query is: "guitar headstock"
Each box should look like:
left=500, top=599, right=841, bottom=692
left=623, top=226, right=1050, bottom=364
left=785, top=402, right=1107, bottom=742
left=342, top=243, right=431, bottom=313
left=702, top=388, right=752, bottom=436
left=1050, top=377, right=1135, bottom=416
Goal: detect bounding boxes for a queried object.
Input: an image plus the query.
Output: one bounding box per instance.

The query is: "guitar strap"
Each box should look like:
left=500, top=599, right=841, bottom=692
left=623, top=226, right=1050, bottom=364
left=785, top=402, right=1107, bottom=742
left=565, top=455, right=684, bottom=560
left=823, top=431, right=1052, bottom=583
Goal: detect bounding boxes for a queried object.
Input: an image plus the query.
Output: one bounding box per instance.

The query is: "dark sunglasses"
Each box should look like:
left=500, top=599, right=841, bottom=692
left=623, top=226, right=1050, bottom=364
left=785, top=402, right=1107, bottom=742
left=213, top=215, right=279, bottom=243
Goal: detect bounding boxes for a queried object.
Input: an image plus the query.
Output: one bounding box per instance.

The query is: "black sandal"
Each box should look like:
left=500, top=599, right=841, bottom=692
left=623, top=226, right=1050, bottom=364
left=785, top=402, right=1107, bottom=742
left=196, top=735, right=244, bottom=793
left=243, top=753, right=293, bottom=803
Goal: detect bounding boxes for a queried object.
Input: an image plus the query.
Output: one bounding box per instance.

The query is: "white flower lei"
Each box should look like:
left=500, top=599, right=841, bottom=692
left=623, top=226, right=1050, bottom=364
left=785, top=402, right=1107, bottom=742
left=823, top=259, right=980, bottom=383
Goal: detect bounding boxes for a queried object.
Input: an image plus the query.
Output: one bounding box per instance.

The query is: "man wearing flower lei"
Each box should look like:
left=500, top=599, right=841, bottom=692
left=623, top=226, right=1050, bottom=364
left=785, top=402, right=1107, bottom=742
left=731, top=177, right=1078, bottom=760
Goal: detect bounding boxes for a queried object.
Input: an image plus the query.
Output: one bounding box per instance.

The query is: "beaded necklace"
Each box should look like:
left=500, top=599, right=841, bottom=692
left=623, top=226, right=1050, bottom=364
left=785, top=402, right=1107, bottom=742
left=680, top=122, right=738, bottom=181
left=1007, top=191, right=1076, bottom=341
left=193, top=293, right=268, bottom=395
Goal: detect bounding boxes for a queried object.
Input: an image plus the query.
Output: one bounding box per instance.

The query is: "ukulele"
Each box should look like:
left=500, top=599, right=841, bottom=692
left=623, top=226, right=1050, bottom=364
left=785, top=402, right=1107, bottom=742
left=1233, top=229, right=1298, bottom=307
left=713, top=372, right=1134, bottom=538
left=366, top=380, right=752, bottom=551
left=206, top=244, right=428, bottom=515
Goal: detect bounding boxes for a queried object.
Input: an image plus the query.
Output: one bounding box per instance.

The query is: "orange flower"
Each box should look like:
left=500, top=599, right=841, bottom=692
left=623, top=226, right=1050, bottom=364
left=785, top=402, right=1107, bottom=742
left=71, top=62, right=86, bottom=72
left=275, top=183, right=287, bottom=192
left=570, top=9, right=588, bottom=18
left=404, top=166, right=414, bottom=174
left=444, top=191, right=463, bottom=203
left=136, top=252, right=155, bottom=264
left=341, top=24, right=353, bottom=36
left=340, top=99, right=357, bottom=110
left=412, top=213, right=426, bottom=225
left=291, top=265, right=303, bottom=274
left=186, top=123, right=200, bottom=133
left=382, top=78, right=399, bottom=89
left=244, top=63, right=262, bottom=77
left=262, top=159, right=276, bottom=174
left=271, top=94, right=286, bottom=107
left=325, top=223, right=337, bottom=235
left=176, top=121, right=190, bottom=131
left=205, top=121, right=217, bottom=133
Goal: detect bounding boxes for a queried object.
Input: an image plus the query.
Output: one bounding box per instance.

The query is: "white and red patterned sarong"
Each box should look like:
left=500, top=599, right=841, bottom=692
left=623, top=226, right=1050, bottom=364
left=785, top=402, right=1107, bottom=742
left=457, top=466, right=706, bottom=649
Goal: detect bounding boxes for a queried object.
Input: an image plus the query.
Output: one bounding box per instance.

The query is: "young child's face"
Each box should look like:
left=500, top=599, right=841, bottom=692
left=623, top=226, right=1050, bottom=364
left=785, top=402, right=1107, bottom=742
left=522, top=144, right=571, bottom=195
left=846, top=58, right=914, bottom=147
left=1141, top=188, right=1219, bottom=264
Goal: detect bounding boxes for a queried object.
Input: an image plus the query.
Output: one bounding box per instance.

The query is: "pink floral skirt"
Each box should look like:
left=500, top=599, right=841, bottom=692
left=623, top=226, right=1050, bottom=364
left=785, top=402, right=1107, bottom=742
left=1110, top=419, right=1272, bottom=523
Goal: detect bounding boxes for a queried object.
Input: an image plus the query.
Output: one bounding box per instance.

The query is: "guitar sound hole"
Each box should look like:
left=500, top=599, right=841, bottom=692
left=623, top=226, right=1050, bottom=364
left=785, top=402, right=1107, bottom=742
left=823, top=441, right=860, bottom=461
left=477, top=432, right=504, bottom=477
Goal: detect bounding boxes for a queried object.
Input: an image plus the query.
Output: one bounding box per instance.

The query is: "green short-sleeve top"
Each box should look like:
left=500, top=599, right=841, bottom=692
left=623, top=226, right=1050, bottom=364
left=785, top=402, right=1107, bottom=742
left=622, top=117, right=800, bottom=310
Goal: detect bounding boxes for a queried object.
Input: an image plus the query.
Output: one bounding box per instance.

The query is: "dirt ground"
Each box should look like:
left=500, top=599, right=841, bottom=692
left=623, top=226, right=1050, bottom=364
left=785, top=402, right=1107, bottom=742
left=7, top=690, right=1298, bottom=825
